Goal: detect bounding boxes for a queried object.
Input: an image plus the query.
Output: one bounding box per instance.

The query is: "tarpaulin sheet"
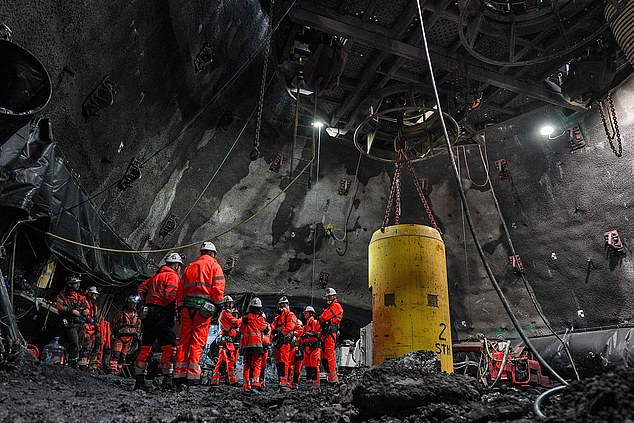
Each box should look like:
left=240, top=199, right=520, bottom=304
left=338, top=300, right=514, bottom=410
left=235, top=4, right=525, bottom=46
left=529, top=327, right=634, bottom=377
left=0, top=120, right=152, bottom=285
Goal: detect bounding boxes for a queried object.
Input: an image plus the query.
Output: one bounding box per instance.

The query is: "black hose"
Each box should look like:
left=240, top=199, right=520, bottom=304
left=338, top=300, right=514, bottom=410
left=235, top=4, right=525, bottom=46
left=534, top=385, right=567, bottom=419
left=414, top=0, right=568, bottom=386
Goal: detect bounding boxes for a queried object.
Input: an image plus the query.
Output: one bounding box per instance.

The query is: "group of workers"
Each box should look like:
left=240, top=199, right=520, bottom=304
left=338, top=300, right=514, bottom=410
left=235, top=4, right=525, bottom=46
left=214, top=289, right=343, bottom=391
left=52, top=241, right=344, bottom=391
left=53, top=277, right=142, bottom=373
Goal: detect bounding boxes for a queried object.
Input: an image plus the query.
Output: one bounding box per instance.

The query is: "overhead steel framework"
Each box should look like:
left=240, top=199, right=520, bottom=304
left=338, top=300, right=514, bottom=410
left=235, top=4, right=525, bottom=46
left=278, top=0, right=618, bottom=135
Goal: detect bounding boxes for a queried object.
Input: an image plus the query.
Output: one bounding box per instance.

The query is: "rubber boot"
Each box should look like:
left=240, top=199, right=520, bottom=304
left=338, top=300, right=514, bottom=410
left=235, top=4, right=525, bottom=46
left=133, top=374, right=146, bottom=391
left=161, top=374, right=173, bottom=390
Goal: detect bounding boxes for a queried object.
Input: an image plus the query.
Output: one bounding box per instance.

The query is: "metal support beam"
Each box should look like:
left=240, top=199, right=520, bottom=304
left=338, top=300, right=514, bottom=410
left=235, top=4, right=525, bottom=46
left=327, top=0, right=421, bottom=127
left=289, top=6, right=584, bottom=111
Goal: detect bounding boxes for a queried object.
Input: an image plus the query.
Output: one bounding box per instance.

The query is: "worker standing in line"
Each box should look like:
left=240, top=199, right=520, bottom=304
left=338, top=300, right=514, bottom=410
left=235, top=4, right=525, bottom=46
left=239, top=297, right=268, bottom=390
left=290, top=320, right=304, bottom=389
left=79, top=286, right=100, bottom=371
left=272, top=296, right=299, bottom=390
left=318, top=288, right=344, bottom=385
left=54, top=276, right=90, bottom=368
left=259, top=313, right=271, bottom=388
left=109, top=296, right=142, bottom=375
left=302, top=306, right=321, bottom=388
left=174, top=242, right=226, bottom=386
left=210, top=295, right=240, bottom=386
left=134, top=252, right=183, bottom=390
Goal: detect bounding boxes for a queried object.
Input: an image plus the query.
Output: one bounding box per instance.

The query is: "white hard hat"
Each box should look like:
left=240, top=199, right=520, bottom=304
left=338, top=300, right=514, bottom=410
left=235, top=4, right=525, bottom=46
left=304, top=306, right=315, bottom=313
left=224, top=295, right=234, bottom=303
left=278, top=296, right=289, bottom=304
left=325, top=288, right=337, bottom=296
left=86, top=286, right=99, bottom=295
left=165, top=252, right=183, bottom=264
left=200, top=242, right=217, bottom=252
left=249, top=297, right=262, bottom=308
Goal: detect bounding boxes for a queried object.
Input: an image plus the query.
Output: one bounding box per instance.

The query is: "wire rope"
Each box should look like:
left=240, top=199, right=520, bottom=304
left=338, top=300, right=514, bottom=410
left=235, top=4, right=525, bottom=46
left=414, top=0, right=567, bottom=386
left=48, top=0, right=298, bottom=217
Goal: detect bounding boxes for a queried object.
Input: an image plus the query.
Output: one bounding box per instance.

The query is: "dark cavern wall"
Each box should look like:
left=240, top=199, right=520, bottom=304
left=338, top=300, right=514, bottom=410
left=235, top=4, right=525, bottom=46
left=2, top=0, right=634, bottom=339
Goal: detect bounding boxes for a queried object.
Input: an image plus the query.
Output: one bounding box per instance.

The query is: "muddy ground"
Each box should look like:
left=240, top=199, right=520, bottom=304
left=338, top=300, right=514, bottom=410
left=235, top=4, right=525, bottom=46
left=0, top=351, right=630, bottom=422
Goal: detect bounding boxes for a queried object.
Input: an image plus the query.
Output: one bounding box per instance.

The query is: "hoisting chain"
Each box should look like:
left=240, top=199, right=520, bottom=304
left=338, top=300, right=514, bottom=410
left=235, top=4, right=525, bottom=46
left=251, top=0, right=275, bottom=161
left=382, top=129, right=438, bottom=231
left=598, top=92, right=622, bottom=158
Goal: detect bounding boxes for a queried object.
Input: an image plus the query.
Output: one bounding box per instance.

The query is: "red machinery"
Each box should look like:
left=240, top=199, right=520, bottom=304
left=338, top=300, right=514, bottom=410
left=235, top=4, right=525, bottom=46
left=453, top=340, right=550, bottom=387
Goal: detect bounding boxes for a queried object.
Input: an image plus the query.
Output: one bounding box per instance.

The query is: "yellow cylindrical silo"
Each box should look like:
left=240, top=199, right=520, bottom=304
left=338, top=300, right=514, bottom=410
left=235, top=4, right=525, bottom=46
left=368, top=224, right=453, bottom=373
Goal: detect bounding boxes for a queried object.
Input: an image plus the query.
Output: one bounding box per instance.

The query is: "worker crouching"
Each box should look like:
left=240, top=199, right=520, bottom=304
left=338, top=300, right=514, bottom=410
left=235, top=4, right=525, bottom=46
left=109, top=295, right=141, bottom=375
left=134, top=252, right=182, bottom=390
left=210, top=296, right=240, bottom=386
left=302, top=306, right=321, bottom=388
left=239, top=297, right=268, bottom=390
left=319, top=288, right=344, bottom=384
left=174, top=242, right=225, bottom=386
left=272, top=296, right=299, bottom=390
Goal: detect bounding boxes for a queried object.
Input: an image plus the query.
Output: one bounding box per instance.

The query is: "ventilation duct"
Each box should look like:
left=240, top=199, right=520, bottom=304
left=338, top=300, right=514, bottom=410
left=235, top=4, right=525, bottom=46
left=605, top=1, right=634, bottom=67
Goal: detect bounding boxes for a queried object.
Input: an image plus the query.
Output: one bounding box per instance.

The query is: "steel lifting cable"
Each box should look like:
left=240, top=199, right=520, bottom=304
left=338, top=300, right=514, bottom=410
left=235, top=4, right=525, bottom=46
left=41, top=149, right=315, bottom=255
left=251, top=0, right=275, bottom=161
left=599, top=92, right=623, bottom=157
left=162, top=73, right=276, bottom=245
left=476, top=144, right=580, bottom=381
left=51, top=0, right=298, bottom=217
left=310, top=93, right=320, bottom=306
left=335, top=152, right=363, bottom=256
left=456, top=148, right=474, bottom=328
left=382, top=131, right=437, bottom=230
left=414, top=0, right=568, bottom=386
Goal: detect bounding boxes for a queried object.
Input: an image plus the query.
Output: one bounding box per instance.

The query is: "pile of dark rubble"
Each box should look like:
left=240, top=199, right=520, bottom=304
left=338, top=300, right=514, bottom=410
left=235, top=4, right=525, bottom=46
left=542, top=367, right=634, bottom=423
left=1, top=351, right=633, bottom=422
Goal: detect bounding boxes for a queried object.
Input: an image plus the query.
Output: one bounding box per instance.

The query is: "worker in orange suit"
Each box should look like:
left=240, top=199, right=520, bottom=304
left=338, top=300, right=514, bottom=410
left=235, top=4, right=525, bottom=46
left=210, top=295, right=240, bottom=386
left=109, top=296, right=141, bottom=375
left=259, top=314, right=271, bottom=388
left=80, top=286, right=100, bottom=370
left=92, top=319, right=110, bottom=372
left=54, top=276, right=90, bottom=368
left=318, top=288, right=343, bottom=384
left=134, top=252, right=183, bottom=390
left=272, top=296, right=299, bottom=390
left=239, top=297, right=268, bottom=390
left=302, top=306, right=321, bottom=387
left=174, top=242, right=226, bottom=386
left=290, top=320, right=304, bottom=389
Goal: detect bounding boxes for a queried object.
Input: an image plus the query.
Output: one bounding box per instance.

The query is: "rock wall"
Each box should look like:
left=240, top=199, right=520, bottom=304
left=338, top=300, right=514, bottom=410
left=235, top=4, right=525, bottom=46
left=3, top=1, right=634, bottom=337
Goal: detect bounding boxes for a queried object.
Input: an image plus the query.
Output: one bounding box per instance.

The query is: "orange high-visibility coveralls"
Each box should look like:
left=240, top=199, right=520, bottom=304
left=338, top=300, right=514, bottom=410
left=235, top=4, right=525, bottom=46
left=290, top=325, right=304, bottom=388
left=110, top=309, right=141, bottom=374
left=302, top=316, right=321, bottom=387
left=318, top=299, right=343, bottom=383
left=80, top=298, right=99, bottom=369
left=210, top=309, right=240, bottom=385
left=174, top=254, right=225, bottom=385
left=259, top=322, right=271, bottom=387
left=134, top=266, right=180, bottom=377
left=272, top=308, right=299, bottom=388
left=240, top=311, right=267, bottom=390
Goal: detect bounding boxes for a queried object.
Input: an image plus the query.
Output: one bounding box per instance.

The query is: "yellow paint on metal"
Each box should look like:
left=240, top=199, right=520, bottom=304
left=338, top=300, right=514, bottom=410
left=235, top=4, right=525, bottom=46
left=369, top=224, right=453, bottom=373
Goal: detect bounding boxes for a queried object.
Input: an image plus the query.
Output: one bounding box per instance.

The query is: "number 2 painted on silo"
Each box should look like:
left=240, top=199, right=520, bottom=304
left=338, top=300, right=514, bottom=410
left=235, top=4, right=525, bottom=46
left=435, top=323, right=450, bottom=355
